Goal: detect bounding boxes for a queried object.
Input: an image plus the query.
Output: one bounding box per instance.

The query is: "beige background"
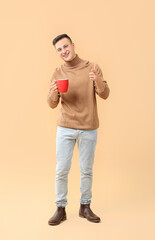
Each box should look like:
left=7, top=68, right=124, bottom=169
left=0, top=0, right=155, bottom=239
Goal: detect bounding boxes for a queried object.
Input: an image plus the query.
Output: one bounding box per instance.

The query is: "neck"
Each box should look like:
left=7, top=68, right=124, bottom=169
left=64, top=54, right=82, bottom=67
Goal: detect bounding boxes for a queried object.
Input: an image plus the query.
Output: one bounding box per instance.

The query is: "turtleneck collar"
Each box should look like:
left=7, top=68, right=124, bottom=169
left=64, top=54, right=82, bottom=67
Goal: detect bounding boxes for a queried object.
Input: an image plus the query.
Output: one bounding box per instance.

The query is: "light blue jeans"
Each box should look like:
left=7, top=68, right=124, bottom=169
left=55, top=126, right=97, bottom=207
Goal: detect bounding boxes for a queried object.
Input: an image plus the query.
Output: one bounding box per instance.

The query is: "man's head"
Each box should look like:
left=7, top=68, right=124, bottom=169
left=52, top=34, right=76, bottom=62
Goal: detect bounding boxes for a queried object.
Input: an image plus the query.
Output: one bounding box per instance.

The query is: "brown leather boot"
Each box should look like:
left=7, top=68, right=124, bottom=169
left=79, top=204, right=101, bottom=223
left=48, top=207, right=67, bottom=225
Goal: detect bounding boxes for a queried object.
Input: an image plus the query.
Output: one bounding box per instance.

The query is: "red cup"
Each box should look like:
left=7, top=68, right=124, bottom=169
left=57, top=79, right=69, bottom=93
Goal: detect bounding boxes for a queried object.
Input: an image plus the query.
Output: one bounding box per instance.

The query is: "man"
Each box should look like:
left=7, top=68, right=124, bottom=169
left=47, top=34, right=110, bottom=225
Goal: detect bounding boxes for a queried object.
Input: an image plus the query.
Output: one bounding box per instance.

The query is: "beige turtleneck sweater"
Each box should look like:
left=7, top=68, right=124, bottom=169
left=47, top=54, right=110, bottom=129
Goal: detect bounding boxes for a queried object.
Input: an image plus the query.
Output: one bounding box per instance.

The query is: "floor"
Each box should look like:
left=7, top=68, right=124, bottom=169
left=1, top=197, right=154, bottom=240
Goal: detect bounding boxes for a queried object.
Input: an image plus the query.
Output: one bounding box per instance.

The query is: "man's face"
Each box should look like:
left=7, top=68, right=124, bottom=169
left=55, top=38, right=76, bottom=62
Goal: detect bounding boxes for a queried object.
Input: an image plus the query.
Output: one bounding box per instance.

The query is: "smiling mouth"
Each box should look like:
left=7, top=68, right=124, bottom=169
left=63, top=52, right=70, bottom=58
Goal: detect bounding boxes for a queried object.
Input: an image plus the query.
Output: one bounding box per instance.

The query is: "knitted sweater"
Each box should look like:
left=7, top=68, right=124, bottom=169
left=47, top=54, right=110, bottom=129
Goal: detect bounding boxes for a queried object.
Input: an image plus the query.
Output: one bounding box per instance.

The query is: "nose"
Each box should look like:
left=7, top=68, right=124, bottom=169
left=62, top=48, right=66, bottom=54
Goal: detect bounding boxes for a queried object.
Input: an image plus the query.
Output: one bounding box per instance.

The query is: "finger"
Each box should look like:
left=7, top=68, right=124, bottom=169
left=49, top=86, right=57, bottom=92
left=94, top=63, right=97, bottom=71
left=90, top=63, right=96, bottom=72
left=50, top=82, right=57, bottom=88
left=50, top=80, right=57, bottom=85
left=89, top=77, right=95, bottom=81
left=49, top=85, right=56, bottom=90
left=53, top=89, right=58, bottom=92
left=49, top=88, right=58, bottom=93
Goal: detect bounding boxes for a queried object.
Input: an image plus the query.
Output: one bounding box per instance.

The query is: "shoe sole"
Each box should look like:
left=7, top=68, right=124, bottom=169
left=48, top=215, right=67, bottom=226
left=79, top=214, right=100, bottom=223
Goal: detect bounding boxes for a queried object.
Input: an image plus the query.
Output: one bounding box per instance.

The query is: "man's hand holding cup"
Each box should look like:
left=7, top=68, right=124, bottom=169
left=49, top=80, right=59, bottom=101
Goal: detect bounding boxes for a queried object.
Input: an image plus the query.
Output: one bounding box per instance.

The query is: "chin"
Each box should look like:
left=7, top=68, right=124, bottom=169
left=66, top=58, right=72, bottom=61
left=64, top=57, right=72, bottom=62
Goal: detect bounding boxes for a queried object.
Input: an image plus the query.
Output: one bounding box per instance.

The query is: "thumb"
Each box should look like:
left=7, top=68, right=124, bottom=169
left=91, top=63, right=97, bottom=72
left=94, top=63, right=97, bottom=71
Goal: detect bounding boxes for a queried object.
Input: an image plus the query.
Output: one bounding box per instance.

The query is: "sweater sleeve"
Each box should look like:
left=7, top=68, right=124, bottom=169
left=93, top=64, right=110, bottom=99
left=47, top=69, right=60, bottom=109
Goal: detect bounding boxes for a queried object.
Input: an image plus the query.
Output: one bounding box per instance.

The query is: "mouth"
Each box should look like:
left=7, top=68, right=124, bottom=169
left=63, top=52, right=70, bottom=58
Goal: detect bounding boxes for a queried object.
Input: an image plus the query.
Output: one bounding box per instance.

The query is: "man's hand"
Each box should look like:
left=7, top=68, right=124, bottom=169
left=89, top=63, right=106, bottom=94
left=49, top=80, right=58, bottom=95
left=48, top=79, right=59, bottom=103
left=89, top=64, right=98, bottom=82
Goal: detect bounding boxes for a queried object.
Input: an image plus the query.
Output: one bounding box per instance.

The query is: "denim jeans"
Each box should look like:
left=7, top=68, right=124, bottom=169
left=55, top=126, right=97, bottom=207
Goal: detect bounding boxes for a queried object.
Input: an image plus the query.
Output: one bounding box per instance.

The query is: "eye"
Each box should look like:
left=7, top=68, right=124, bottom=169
left=64, top=45, right=68, bottom=48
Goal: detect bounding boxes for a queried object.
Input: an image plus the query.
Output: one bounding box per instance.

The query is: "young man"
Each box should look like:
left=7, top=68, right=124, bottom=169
left=47, top=34, right=110, bottom=225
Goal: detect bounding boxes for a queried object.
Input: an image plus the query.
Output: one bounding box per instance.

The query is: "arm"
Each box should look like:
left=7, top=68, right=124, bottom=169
left=94, top=79, right=110, bottom=99
left=47, top=70, right=60, bottom=109
left=89, top=63, right=110, bottom=99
